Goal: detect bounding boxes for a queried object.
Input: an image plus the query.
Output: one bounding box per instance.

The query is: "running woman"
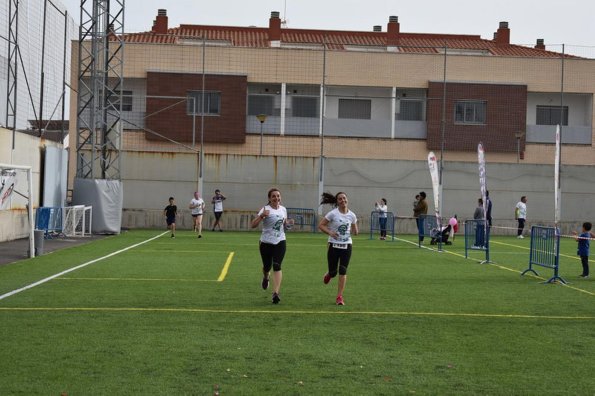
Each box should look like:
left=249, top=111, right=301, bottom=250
left=318, top=191, right=358, bottom=306
left=251, top=188, right=290, bottom=304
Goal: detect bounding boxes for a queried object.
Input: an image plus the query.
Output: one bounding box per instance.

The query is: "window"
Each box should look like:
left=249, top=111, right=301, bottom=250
left=108, top=90, right=132, bottom=112
left=338, top=99, right=371, bottom=119
left=454, top=101, right=486, bottom=124
left=187, top=91, right=221, bottom=115
left=397, top=99, right=424, bottom=121
left=248, top=95, right=274, bottom=116
left=536, top=105, right=568, bottom=126
left=292, top=96, right=319, bottom=118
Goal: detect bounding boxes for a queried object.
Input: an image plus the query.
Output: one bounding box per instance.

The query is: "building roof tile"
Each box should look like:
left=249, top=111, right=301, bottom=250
left=113, top=15, right=575, bottom=58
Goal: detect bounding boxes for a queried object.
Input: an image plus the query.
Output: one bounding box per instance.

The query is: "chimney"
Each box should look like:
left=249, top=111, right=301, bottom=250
left=495, top=21, right=510, bottom=45
left=535, top=38, right=545, bottom=50
left=107, top=23, right=116, bottom=39
left=152, top=9, right=168, bottom=34
left=269, top=11, right=281, bottom=42
left=373, top=25, right=382, bottom=32
left=386, top=15, right=400, bottom=46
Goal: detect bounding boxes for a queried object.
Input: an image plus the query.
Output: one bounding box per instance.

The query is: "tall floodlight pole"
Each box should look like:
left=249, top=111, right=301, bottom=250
left=318, top=38, right=327, bottom=215
left=76, top=0, right=125, bottom=180
left=198, top=36, right=206, bottom=196
left=439, top=43, right=447, bottom=223
left=6, top=0, right=19, bottom=149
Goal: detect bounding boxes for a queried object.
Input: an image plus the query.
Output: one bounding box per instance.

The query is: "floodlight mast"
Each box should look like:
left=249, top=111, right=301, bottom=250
left=75, top=0, right=124, bottom=180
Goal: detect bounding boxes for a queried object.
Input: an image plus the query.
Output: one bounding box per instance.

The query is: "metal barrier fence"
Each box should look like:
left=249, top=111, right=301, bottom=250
left=522, top=225, right=564, bottom=284
left=286, top=208, right=317, bottom=233
left=35, top=207, right=63, bottom=238
left=464, top=220, right=490, bottom=263
left=369, top=211, right=395, bottom=241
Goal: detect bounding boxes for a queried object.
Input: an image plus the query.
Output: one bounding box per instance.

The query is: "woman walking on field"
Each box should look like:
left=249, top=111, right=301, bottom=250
left=319, top=192, right=358, bottom=306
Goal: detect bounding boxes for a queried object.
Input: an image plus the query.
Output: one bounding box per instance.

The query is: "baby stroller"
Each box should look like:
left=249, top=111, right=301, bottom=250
left=430, top=224, right=452, bottom=245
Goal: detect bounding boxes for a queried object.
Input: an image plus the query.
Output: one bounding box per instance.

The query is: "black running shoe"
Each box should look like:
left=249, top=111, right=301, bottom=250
left=272, top=293, right=281, bottom=304
left=262, top=277, right=269, bottom=290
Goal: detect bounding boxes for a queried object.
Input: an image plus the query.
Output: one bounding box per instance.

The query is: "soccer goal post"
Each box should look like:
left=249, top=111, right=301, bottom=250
left=0, top=163, right=35, bottom=257
left=62, top=205, right=93, bottom=237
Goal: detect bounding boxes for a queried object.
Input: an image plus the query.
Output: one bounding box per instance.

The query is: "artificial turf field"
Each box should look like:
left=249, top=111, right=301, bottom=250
left=0, top=229, right=593, bottom=395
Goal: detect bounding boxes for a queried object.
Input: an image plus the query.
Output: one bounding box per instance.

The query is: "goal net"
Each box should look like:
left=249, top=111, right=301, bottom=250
left=62, top=205, right=92, bottom=237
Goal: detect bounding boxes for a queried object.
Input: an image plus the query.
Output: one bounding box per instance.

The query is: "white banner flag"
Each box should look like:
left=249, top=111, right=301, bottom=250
left=0, top=169, right=17, bottom=209
left=427, top=151, right=441, bottom=228
left=554, top=125, right=561, bottom=225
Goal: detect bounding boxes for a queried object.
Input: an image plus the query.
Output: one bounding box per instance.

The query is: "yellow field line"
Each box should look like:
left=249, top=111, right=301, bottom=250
left=56, top=277, right=217, bottom=282
left=217, top=252, right=234, bottom=282
left=0, top=306, right=592, bottom=320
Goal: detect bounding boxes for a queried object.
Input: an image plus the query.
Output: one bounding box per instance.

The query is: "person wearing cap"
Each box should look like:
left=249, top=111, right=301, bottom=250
left=413, top=191, right=428, bottom=242
left=211, top=189, right=227, bottom=231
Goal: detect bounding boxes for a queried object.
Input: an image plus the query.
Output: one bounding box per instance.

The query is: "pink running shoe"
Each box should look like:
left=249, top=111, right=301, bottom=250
left=323, top=272, right=331, bottom=284
left=336, top=295, right=345, bottom=305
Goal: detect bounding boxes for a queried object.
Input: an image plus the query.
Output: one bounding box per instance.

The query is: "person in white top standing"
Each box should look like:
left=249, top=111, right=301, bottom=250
left=189, top=191, right=205, bottom=238
left=211, top=189, right=226, bottom=232
left=375, top=198, right=388, bottom=240
left=515, top=196, right=528, bottom=238
left=318, top=191, right=359, bottom=306
left=251, top=188, right=291, bottom=304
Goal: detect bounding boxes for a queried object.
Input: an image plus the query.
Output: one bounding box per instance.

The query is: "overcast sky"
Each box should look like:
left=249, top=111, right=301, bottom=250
left=59, top=0, right=594, bottom=48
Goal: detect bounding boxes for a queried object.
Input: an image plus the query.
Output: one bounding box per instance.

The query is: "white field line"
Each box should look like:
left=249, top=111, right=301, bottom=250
left=0, top=232, right=168, bottom=301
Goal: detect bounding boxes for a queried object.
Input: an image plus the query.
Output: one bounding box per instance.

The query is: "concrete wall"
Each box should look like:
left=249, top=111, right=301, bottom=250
left=119, top=151, right=594, bottom=235
left=0, top=129, right=63, bottom=242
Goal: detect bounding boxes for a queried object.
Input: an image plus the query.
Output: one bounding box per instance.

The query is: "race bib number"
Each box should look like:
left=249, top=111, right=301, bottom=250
left=332, top=243, right=348, bottom=250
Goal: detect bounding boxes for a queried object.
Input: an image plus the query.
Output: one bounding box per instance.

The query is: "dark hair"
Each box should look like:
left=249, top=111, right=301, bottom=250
left=169, top=196, right=174, bottom=200
left=215, top=189, right=221, bottom=193
left=584, top=222, right=592, bottom=231
left=320, top=192, right=346, bottom=206
left=478, top=198, right=483, bottom=204
left=486, top=190, right=490, bottom=197
left=419, top=191, right=426, bottom=199
left=381, top=198, right=387, bottom=205
left=267, top=188, right=281, bottom=204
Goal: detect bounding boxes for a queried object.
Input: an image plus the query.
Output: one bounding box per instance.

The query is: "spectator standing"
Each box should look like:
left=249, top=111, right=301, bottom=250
left=515, top=196, right=528, bottom=238
left=572, top=222, right=592, bottom=279
left=473, top=198, right=486, bottom=248
left=211, top=189, right=226, bottom=231
left=485, top=190, right=493, bottom=227
left=413, top=192, right=428, bottom=242
left=375, top=198, right=388, bottom=240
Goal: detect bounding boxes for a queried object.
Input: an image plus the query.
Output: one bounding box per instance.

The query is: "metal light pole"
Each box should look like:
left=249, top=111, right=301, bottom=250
left=256, top=114, right=267, bottom=155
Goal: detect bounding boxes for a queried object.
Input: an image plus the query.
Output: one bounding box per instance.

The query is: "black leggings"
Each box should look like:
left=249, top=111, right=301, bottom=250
left=259, top=240, right=286, bottom=273
left=517, top=218, right=525, bottom=236
left=327, top=243, right=352, bottom=277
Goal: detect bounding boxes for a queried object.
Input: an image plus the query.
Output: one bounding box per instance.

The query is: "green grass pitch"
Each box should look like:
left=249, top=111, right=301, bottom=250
left=0, top=230, right=593, bottom=394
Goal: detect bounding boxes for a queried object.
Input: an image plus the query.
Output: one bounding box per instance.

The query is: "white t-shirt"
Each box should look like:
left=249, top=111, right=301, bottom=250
left=213, top=196, right=224, bottom=212
left=190, top=198, right=204, bottom=215
left=325, top=208, right=357, bottom=244
left=516, top=201, right=527, bottom=219
left=376, top=204, right=388, bottom=218
left=258, top=205, right=287, bottom=245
